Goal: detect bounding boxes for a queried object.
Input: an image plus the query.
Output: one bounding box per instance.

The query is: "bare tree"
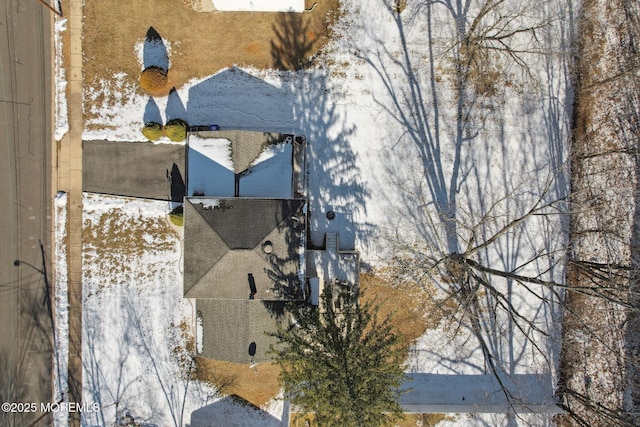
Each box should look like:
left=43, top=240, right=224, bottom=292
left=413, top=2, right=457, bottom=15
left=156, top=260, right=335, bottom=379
left=556, top=0, right=640, bottom=425
left=350, top=0, right=575, bottom=420
left=353, top=0, right=640, bottom=425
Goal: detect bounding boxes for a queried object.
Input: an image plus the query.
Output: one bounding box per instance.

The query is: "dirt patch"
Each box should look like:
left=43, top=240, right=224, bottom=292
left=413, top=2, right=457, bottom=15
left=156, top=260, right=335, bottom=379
left=81, top=0, right=340, bottom=121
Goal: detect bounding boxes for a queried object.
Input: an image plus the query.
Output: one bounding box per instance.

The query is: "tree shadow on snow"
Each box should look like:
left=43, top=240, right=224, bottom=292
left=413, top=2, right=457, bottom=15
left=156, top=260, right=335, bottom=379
left=358, top=1, right=569, bottom=416
left=288, top=70, right=374, bottom=251
left=143, top=27, right=169, bottom=71
left=266, top=6, right=375, bottom=252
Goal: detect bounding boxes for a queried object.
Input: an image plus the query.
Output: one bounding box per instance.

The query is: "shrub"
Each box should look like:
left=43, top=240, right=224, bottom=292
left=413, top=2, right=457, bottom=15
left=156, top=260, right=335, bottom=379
left=393, top=0, right=407, bottom=13
left=165, top=119, right=188, bottom=142
left=169, top=205, right=183, bottom=227
left=140, top=66, right=169, bottom=97
left=142, top=122, right=164, bottom=141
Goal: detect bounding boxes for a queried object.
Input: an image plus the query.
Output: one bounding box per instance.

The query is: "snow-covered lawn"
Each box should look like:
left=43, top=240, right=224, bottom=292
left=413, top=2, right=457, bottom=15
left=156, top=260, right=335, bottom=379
left=78, top=194, right=288, bottom=426
left=54, top=0, right=576, bottom=424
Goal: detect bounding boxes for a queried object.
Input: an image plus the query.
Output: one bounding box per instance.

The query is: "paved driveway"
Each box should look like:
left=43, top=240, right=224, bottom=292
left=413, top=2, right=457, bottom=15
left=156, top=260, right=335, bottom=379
left=83, top=140, right=186, bottom=201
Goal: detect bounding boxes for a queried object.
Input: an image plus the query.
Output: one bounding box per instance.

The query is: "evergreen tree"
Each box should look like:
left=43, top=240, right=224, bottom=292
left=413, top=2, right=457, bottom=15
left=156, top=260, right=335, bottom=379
left=269, top=285, right=406, bottom=426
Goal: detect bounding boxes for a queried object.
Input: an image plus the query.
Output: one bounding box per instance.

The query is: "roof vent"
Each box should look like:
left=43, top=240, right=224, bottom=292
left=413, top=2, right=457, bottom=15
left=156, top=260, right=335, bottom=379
left=326, top=211, right=336, bottom=220
left=262, top=240, right=273, bottom=254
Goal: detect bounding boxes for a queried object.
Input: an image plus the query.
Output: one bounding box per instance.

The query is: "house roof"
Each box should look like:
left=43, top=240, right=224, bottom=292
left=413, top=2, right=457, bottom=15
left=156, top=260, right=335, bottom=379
left=197, top=299, right=287, bottom=364
left=211, top=0, right=305, bottom=12
left=186, top=131, right=296, bottom=198
left=184, top=197, right=306, bottom=300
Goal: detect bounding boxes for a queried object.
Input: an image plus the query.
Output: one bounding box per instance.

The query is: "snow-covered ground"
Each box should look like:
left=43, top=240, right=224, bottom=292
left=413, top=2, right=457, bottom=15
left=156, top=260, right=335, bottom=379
left=53, top=192, right=69, bottom=427
left=54, top=0, right=575, bottom=425
left=79, top=194, right=289, bottom=426
left=54, top=17, right=68, bottom=141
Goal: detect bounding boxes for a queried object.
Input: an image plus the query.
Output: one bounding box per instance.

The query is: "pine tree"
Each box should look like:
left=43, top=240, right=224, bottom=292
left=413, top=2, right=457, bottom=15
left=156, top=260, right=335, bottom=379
left=269, top=285, right=406, bottom=426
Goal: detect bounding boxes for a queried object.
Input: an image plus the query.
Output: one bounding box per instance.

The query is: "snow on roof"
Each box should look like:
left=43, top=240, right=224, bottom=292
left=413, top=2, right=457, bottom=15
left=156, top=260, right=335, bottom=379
left=400, top=373, right=560, bottom=414
left=189, top=136, right=234, bottom=170
left=211, top=0, right=305, bottom=12
left=187, top=136, right=235, bottom=197
left=240, top=143, right=293, bottom=198
left=187, top=132, right=294, bottom=198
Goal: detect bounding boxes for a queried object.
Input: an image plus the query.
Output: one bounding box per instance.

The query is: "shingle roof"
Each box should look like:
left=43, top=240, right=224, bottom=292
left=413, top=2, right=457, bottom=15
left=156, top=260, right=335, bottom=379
left=184, top=198, right=306, bottom=300
left=197, top=299, right=287, bottom=363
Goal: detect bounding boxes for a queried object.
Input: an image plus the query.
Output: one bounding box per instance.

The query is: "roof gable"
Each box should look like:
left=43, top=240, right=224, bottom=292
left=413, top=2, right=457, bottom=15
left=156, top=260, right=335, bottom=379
left=184, top=199, right=229, bottom=296
left=192, top=198, right=301, bottom=249
left=184, top=198, right=305, bottom=300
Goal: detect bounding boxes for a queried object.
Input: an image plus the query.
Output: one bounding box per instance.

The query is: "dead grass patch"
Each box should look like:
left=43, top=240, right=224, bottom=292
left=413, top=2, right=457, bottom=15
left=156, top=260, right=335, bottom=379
left=289, top=412, right=455, bottom=426
left=82, top=205, right=176, bottom=286
left=82, top=0, right=341, bottom=121
left=193, top=357, right=282, bottom=408
left=360, top=271, right=453, bottom=352
left=360, top=273, right=429, bottom=350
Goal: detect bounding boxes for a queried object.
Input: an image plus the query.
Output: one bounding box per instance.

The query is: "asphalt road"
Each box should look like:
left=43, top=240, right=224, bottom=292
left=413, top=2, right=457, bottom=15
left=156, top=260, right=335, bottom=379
left=0, top=0, right=53, bottom=425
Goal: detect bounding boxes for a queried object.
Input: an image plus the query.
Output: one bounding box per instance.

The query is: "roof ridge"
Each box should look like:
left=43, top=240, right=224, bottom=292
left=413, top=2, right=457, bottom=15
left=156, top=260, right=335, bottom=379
left=184, top=199, right=230, bottom=297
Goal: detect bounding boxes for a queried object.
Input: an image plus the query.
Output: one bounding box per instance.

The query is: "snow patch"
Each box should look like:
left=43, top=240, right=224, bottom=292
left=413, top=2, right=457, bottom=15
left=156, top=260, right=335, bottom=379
left=199, top=198, right=221, bottom=209
left=189, top=136, right=234, bottom=170
left=54, top=18, right=68, bottom=141
left=53, top=192, right=68, bottom=427
left=196, top=310, right=203, bottom=355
